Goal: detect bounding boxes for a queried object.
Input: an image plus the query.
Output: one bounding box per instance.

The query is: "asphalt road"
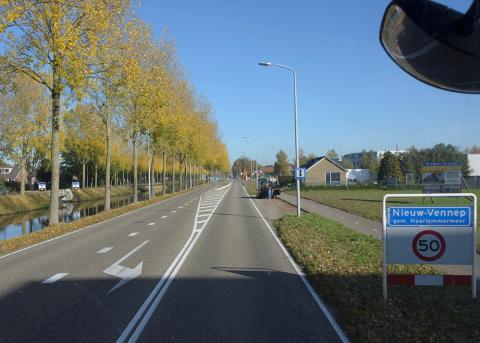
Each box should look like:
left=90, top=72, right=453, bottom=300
left=0, top=181, right=346, bottom=343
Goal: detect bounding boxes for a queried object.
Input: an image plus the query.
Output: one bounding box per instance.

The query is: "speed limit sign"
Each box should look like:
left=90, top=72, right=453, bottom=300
left=383, top=193, right=477, bottom=301
left=412, top=230, right=446, bottom=261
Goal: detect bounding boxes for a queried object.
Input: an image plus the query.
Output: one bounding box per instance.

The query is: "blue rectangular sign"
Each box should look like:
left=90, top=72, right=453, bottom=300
left=387, top=206, right=472, bottom=227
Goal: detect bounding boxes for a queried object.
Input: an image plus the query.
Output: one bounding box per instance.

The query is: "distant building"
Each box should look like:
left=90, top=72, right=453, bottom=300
left=342, top=152, right=364, bottom=168
left=301, top=156, right=347, bottom=186
left=0, top=165, right=21, bottom=183
left=468, top=154, right=480, bottom=176
left=346, top=169, right=371, bottom=184
left=343, top=150, right=406, bottom=168
left=260, top=165, right=274, bottom=175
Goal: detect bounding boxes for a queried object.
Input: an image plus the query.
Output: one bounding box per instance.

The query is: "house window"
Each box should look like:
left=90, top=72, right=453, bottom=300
left=1, top=168, right=10, bottom=174
left=326, top=171, right=341, bottom=186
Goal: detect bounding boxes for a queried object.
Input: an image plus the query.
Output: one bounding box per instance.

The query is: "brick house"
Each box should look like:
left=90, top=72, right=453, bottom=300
left=301, top=156, right=347, bottom=186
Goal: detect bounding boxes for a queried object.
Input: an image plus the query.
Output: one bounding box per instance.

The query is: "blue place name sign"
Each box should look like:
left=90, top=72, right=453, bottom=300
left=387, top=206, right=472, bottom=227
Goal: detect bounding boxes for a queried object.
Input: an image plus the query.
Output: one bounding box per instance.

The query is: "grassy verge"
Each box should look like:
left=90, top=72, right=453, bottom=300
left=0, top=192, right=51, bottom=216
left=274, top=213, right=479, bottom=342
left=0, top=185, right=205, bottom=256
left=290, top=188, right=480, bottom=252
left=72, top=185, right=135, bottom=201
left=242, top=181, right=257, bottom=196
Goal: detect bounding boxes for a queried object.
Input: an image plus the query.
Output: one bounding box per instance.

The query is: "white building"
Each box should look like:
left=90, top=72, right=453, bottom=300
left=468, top=154, right=480, bottom=176
left=346, top=169, right=370, bottom=183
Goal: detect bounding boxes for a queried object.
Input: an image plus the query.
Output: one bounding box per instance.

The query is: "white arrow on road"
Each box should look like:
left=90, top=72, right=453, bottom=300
left=104, top=240, right=149, bottom=294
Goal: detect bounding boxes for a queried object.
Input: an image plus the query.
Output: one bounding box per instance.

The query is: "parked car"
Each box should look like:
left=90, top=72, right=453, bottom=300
left=37, top=182, right=46, bottom=191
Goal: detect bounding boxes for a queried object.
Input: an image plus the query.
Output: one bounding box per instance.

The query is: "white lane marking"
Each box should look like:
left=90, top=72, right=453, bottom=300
left=104, top=240, right=149, bottom=294
left=171, top=210, right=177, bottom=213
left=117, top=186, right=231, bottom=343
left=197, top=213, right=209, bottom=218
left=128, top=232, right=139, bottom=237
left=214, top=182, right=231, bottom=191
left=41, top=273, right=69, bottom=284
left=147, top=223, right=155, bottom=226
left=161, top=215, right=168, bottom=219
left=240, top=184, right=350, bottom=343
left=0, top=185, right=210, bottom=261
left=97, top=247, right=113, bottom=254
left=178, top=207, right=183, bottom=209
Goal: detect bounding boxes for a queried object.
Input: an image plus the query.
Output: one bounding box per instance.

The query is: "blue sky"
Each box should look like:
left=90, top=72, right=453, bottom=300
left=137, top=0, right=479, bottom=165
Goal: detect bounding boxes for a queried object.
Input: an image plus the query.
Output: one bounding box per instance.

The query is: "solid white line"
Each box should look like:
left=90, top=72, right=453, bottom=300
left=147, top=223, right=155, bottom=226
left=0, top=185, right=211, bottom=261
left=41, top=273, right=69, bottom=284
left=161, top=216, right=168, bottom=219
left=117, top=186, right=230, bottom=343
left=97, top=247, right=113, bottom=254
left=128, top=232, right=139, bottom=237
left=240, top=184, right=350, bottom=343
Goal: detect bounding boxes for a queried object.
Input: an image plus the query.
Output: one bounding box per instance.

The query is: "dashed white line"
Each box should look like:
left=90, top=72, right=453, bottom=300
left=117, top=184, right=231, bottom=343
left=147, top=223, right=155, bottom=226
left=41, top=273, right=69, bottom=284
left=129, top=232, right=139, bottom=237
left=171, top=210, right=177, bottom=213
left=161, top=215, right=168, bottom=219
left=178, top=207, right=183, bottom=209
left=97, top=247, right=113, bottom=254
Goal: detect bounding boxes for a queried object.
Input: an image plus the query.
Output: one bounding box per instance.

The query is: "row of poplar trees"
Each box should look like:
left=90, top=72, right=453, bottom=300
left=0, top=0, right=230, bottom=224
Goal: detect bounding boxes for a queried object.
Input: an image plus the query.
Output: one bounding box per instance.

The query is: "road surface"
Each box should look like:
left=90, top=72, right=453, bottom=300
left=0, top=181, right=346, bottom=342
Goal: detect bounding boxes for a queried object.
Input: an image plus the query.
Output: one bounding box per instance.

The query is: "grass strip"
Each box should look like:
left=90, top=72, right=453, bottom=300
left=274, top=213, right=479, bottom=342
left=242, top=181, right=257, bottom=196
left=0, top=185, right=205, bottom=256
left=291, top=188, right=480, bottom=253
left=0, top=192, right=51, bottom=216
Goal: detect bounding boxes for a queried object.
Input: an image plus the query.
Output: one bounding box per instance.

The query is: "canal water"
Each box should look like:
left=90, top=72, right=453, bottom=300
left=0, top=192, right=154, bottom=241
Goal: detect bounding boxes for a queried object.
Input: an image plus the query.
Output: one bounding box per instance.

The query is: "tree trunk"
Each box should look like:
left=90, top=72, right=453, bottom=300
left=179, top=155, right=183, bottom=191
left=171, top=155, right=175, bottom=194
left=20, top=156, right=26, bottom=196
left=82, top=161, right=86, bottom=189
left=151, top=146, right=156, bottom=198
left=94, top=164, right=98, bottom=188
left=162, top=150, right=166, bottom=196
left=104, top=123, right=111, bottom=210
left=49, top=84, right=61, bottom=225
left=133, top=136, right=138, bottom=202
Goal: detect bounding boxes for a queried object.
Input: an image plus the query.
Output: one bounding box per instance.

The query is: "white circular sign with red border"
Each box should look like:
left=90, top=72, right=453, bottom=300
left=412, top=230, right=446, bottom=261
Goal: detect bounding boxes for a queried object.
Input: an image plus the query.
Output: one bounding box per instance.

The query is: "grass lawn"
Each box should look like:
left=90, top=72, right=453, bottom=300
left=290, top=188, right=480, bottom=252
left=275, top=213, right=479, bottom=342
left=291, top=188, right=480, bottom=222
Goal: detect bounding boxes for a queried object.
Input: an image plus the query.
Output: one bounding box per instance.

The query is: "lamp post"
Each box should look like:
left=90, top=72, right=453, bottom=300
left=259, top=61, right=301, bottom=217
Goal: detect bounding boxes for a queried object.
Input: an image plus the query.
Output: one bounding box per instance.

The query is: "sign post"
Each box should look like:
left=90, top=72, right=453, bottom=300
left=295, top=167, right=306, bottom=180
left=383, top=193, right=477, bottom=301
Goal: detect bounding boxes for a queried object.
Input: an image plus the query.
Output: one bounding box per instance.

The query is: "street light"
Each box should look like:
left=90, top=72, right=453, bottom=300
left=258, top=61, right=301, bottom=217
